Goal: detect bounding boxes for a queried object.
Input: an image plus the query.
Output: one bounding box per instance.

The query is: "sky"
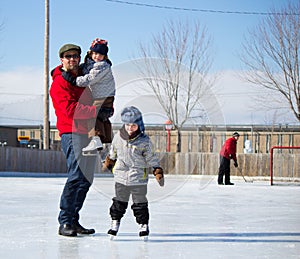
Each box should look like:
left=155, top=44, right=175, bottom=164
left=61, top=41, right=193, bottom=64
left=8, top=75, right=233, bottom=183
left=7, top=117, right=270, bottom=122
left=0, top=0, right=298, bottom=126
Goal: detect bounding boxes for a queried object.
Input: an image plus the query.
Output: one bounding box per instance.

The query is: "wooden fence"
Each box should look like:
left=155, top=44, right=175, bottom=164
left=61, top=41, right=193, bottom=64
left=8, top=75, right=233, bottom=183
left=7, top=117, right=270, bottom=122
left=0, top=147, right=67, bottom=173
left=0, top=147, right=299, bottom=179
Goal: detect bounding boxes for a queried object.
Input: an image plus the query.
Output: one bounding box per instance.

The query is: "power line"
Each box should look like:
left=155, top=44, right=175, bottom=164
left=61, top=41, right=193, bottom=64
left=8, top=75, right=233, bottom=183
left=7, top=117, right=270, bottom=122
left=0, top=93, right=43, bottom=96
left=105, top=0, right=299, bottom=16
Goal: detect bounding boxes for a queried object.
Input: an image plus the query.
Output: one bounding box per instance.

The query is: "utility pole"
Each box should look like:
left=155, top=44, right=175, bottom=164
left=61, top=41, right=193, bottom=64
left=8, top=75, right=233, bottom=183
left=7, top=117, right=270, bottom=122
left=43, top=0, right=50, bottom=149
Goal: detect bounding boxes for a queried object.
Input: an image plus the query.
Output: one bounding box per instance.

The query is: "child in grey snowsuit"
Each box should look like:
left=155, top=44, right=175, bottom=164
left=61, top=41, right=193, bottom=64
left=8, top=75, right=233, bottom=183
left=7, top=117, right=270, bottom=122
left=103, top=106, right=164, bottom=238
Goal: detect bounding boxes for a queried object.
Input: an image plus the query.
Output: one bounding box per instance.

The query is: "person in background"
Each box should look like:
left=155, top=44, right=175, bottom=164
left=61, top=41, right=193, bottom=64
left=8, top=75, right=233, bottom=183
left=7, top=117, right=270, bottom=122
left=50, top=43, right=97, bottom=237
left=217, top=132, right=240, bottom=185
left=62, top=38, right=115, bottom=154
left=103, top=106, right=164, bottom=239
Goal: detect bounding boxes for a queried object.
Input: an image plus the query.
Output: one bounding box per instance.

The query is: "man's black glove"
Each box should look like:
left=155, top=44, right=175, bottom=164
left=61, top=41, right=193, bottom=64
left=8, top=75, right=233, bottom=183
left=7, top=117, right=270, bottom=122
left=62, top=71, right=77, bottom=85
left=234, top=161, right=238, bottom=168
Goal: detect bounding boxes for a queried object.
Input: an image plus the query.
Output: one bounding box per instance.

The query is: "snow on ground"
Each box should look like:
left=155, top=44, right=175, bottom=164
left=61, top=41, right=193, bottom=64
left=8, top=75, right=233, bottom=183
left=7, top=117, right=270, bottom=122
left=0, top=174, right=299, bottom=259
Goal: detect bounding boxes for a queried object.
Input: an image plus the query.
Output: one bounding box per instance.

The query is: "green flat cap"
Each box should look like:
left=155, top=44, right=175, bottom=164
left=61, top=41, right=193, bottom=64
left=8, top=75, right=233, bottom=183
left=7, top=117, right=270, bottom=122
left=59, top=44, right=81, bottom=57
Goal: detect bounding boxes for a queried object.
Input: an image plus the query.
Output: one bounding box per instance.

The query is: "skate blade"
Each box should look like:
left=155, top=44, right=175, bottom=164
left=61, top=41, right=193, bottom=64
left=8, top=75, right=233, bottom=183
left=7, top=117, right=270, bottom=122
left=82, top=151, right=98, bottom=156
left=108, top=234, right=115, bottom=240
left=142, top=236, right=148, bottom=242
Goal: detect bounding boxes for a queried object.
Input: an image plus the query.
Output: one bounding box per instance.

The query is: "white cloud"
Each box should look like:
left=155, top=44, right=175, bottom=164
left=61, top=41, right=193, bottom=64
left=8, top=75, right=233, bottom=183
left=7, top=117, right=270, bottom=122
left=213, top=70, right=297, bottom=125
left=0, top=67, right=50, bottom=125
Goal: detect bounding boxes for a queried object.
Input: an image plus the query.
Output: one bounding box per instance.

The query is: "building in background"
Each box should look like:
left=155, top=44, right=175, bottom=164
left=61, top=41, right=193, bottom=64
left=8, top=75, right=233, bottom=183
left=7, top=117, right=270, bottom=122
left=1, top=124, right=299, bottom=154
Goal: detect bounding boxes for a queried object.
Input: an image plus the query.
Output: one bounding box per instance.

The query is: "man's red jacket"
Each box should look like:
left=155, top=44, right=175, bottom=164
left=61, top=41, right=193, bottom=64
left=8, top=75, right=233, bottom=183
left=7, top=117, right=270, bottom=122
left=219, top=137, right=237, bottom=162
left=50, top=65, right=96, bottom=136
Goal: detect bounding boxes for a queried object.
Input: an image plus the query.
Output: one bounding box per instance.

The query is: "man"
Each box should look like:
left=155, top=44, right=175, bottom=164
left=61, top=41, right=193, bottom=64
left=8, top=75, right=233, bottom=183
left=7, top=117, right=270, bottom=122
left=217, top=132, right=240, bottom=185
left=50, top=44, right=97, bottom=237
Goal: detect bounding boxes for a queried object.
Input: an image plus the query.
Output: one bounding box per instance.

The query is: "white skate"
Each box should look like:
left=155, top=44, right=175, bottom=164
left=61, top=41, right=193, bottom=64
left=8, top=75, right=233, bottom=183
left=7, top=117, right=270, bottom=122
left=82, top=136, right=103, bottom=155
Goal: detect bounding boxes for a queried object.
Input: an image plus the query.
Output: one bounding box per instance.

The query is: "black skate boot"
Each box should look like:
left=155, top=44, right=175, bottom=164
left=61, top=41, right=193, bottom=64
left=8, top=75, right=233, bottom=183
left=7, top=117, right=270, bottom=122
left=107, top=219, right=120, bottom=240
left=139, top=224, right=149, bottom=241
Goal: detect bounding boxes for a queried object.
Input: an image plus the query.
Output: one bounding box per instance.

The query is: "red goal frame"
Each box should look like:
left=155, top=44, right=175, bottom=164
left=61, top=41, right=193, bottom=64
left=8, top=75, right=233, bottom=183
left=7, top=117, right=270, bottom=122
left=270, top=146, right=300, bottom=185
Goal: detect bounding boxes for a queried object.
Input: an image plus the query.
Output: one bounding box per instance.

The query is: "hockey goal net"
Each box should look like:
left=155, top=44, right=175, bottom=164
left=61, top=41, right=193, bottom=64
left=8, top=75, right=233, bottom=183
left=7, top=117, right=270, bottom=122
left=270, top=146, right=300, bottom=185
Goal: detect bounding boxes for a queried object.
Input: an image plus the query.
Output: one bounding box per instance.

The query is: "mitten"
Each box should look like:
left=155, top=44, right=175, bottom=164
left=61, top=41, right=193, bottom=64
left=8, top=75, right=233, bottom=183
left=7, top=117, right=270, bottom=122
left=153, top=167, right=164, bottom=187
left=234, top=161, right=238, bottom=168
left=102, top=156, right=116, bottom=172
left=106, top=59, right=112, bottom=66
left=62, top=71, right=77, bottom=85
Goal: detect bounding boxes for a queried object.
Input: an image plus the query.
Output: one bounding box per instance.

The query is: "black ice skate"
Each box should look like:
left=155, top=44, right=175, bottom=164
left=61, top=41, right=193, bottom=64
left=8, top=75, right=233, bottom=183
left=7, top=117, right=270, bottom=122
left=107, top=219, right=120, bottom=240
left=139, top=224, right=149, bottom=241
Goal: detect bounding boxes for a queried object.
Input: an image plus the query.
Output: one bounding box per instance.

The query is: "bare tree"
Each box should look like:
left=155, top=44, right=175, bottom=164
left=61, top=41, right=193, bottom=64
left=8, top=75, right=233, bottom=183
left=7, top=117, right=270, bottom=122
left=240, top=1, right=300, bottom=122
left=137, top=20, right=214, bottom=152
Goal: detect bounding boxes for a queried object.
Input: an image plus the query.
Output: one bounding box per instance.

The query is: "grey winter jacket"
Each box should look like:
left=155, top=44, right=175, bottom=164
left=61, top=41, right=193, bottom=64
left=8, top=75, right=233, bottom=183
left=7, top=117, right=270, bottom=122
left=76, top=58, right=116, bottom=99
left=109, top=130, right=160, bottom=186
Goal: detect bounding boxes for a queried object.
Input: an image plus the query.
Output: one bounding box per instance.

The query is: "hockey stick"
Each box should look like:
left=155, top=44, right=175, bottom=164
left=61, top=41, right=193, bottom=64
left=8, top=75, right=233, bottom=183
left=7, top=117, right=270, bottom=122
left=236, top=167, right=253, bottom=183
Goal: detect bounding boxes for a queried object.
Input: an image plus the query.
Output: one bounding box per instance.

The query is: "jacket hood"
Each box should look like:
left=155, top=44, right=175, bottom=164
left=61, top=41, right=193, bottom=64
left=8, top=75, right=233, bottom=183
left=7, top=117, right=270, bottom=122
left=51, top=65, right=63, bottom=80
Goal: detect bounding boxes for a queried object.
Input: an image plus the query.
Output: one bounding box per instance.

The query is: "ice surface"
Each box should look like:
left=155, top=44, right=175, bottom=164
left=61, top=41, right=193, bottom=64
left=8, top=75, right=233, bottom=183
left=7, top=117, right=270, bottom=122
left=0, top=174, right=299, bottom=259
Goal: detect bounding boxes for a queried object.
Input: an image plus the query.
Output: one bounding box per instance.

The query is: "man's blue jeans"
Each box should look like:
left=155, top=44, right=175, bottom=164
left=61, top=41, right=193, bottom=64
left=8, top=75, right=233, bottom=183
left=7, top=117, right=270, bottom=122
left=58, top=133, right=96, bottom=225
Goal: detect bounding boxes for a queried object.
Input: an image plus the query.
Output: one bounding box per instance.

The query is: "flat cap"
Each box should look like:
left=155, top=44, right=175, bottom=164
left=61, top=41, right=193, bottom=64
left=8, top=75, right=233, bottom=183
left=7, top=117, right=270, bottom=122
left=59, top=44, right=81, bottom=57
